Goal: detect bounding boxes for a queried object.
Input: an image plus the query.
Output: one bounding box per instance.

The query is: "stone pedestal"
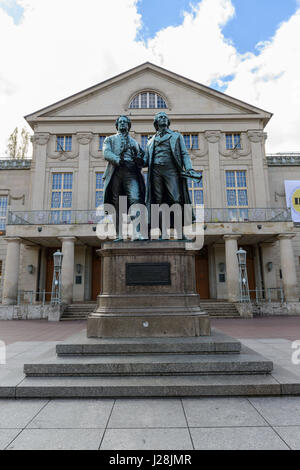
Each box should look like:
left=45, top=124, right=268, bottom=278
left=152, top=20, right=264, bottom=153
left=87, top=241, right=210, bottom=338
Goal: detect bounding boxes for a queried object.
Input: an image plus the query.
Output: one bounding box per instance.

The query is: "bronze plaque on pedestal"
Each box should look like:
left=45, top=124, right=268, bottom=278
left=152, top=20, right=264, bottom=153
left=126, top=262, right=171, bottom=286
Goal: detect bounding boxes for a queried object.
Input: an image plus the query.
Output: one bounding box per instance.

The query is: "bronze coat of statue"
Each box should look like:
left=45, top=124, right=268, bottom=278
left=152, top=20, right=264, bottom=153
left=144, top=111, right=196, bottom=225
left=103, top=115, right=146, bottom=239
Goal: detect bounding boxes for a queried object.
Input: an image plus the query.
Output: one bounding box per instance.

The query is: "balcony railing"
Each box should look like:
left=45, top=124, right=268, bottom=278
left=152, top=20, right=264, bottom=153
left=0, top=159, right=32, bottom=169
left=7, top=208, right=292, bottom=226
left=267, top=153, right=300, bottom=166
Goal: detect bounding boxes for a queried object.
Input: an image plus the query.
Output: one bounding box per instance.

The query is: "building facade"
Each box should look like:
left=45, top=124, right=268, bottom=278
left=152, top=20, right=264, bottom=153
left=0, top=63, right=299, bottom=318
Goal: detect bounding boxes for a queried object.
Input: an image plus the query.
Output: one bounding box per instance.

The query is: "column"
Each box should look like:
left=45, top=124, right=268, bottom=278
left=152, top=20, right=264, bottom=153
left=247, top=130, right=268, bottom=207
left=2, top=238, right=21, bottom=305
left=278, top=234, right=298, bottom=302
left=224, top=234, right=241, bottom=302
left=76, top=133, right=93, bottom=210
left=60, top=237, right=75, bottom=304
left=205, top=131, right=222, bottom=208
left=30, top=133, right=50, bottom=210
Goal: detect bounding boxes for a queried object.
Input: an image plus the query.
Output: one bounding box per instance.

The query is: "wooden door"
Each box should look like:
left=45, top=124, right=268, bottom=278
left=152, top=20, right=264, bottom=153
left=195, top=254, right=210, bottom=299
left=45, top=248, right=58, bottom=301
left=246, top=257, right=256, bottom=299
left=92, top=249, right=102, bottom=301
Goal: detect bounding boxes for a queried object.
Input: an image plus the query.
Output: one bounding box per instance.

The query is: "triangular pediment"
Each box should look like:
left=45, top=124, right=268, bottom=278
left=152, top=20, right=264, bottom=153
left=25, top=62, right=272, bottom=125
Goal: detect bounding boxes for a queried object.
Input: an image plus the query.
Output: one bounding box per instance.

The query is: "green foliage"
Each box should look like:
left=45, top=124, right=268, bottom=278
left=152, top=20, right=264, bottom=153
left=5, top=127, right=31, bottom=159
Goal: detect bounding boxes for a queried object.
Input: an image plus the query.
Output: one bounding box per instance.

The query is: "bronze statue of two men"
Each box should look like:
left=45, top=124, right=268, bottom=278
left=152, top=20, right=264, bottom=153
left=103, top=112, right=200, bottom=240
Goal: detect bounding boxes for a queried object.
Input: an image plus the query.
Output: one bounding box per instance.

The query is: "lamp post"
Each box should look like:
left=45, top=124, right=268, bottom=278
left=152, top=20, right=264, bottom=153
left=237, top=247, right=250, bottom=302
left=51, top=250, right=63, bottom=305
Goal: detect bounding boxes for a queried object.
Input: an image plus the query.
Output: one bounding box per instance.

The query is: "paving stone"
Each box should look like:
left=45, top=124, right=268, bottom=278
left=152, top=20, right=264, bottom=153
left=0, top=399, right=48, bottom=428
left=101, top=428, right=193, bottom=450
left=6, top=428, right=104, bottom=450
left=275, top=426, right=300, bottom=450
left=0, top=365, right=25, bottom=397
left=249, top=397, right=300, bottom=426
left=28, top=398, right=114, bottom=428
left=0, top=430, right=21, bottom=450
left=190, top=427, right=288, bottom=450
left=182, top=397, right=267, bottom=427
left=108, top=398, right=186, bottom=428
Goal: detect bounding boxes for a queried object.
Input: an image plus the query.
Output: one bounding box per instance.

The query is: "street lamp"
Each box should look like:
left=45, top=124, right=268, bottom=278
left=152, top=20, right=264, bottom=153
left=237, top=247, right=250, bottom=303
left=237, top=247, right=247, bottom=267
left=51, top=250, right=63, bottom=305
left=53, top=250, right=63, bottom=268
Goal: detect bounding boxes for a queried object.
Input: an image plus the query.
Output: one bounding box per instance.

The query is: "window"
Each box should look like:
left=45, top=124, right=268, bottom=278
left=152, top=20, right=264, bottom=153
left=129, top=92, right=167, bottom=109
left=0, top=196, right=8, bottom=231
left=56, top=136, right=72, bottom=152
left=226, top=170, right=248, bottom=221
left=188, top=173, right=203, bottom=207
left=99, top=136, right=106, bottom=151
left=225, top=133, right=241, bottom=150
left=141, top=135, right=149, bottom=150
left=95, top=173, right=104, bottom=208
left=183, top=134, right=199, bottom=150
left=51, top=173, right=73, bottom=223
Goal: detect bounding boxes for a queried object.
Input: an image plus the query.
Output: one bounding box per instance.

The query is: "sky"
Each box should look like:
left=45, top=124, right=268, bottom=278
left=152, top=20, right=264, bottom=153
left=0, top=0, right=300, bottom=155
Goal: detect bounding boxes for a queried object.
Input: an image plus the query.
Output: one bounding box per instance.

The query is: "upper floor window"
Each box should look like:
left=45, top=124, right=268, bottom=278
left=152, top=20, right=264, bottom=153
left=95, top=172, right=104, bottom=208
left=183, top=134, right=199, bottom=150
left=0, top=196, right=8, bottom=232
left=99, top=135, right=107, bottom=151
left=141, top=135, right=152, bottom=150
left=129, top=92, right=167, bottom=109
left=226, top=170, right=248, bottom=220
left=51, top=173, right=73, bottom=223
left=226, top=133, right=241, bottom=150
left=188, top=173, right=203, bottom=207
left=56, top=135, right=72, bottom=152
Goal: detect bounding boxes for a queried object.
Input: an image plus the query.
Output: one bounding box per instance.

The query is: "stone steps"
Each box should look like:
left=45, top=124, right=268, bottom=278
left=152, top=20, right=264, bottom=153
left=60, top=302, right=240, bottom=320
left=200, top=302, right=240, bottom=318
left=61, top=304, right=96, bottom=321
left=3, top=329, right=300, bottom=398
left=23, top=349, right=273, bottom=377
left=23, top=331, right=272, bottom=379
left=14, top=374, right=285, bottom=398
left=56, top=331, right=241, bottom=355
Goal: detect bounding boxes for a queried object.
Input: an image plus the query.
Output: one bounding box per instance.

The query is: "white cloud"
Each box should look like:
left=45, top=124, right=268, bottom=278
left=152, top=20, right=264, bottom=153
left=0, top=0, right=299, bottom=154
left=226, top=9, right=300, bottom=152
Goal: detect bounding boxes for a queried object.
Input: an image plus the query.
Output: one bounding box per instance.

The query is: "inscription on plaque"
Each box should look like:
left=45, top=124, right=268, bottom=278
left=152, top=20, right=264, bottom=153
left=126, top=263, right=171, bottom=286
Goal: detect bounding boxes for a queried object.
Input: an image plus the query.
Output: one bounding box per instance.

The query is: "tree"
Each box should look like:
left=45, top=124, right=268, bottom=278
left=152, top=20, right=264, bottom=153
left=5, top=127, right=31, bottom=159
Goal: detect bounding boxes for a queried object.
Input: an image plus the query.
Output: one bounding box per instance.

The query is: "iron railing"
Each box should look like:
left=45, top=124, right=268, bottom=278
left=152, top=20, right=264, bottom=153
left=17, top=290, right=59, bottom=306
left=0, top=159, right=31, bottom=169
left=7, top=207, right=292, bottom=226
left=249, top=288, right=285, bottom=303
left=267, top=153, right=300, bottom=166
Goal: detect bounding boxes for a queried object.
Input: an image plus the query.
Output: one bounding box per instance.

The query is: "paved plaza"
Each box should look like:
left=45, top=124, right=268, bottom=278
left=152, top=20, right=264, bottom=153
left=0, top=317, right=300, bottom=450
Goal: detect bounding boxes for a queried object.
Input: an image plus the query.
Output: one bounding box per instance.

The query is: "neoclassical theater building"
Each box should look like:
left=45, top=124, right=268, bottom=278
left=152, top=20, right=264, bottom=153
left=0, top=62, right=299, bottom=319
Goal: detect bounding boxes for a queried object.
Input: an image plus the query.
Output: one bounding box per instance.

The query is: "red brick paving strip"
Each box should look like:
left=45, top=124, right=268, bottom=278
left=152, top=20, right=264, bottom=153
left=0, top=320, right=86, bottom=345
left=0, top=317, right=300, bottom=344
left=211, top=317, right=300, bottom=341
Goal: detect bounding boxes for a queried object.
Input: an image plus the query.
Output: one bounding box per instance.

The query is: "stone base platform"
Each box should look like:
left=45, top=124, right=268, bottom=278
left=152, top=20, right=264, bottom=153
left=87, top=241, right=210, bottom=338
left=87, top=312, right=210, bottom=338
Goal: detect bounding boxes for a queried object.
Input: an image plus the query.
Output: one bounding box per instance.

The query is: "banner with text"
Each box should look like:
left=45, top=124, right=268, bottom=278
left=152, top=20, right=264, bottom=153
left=285, top=180, right=300, bottom=222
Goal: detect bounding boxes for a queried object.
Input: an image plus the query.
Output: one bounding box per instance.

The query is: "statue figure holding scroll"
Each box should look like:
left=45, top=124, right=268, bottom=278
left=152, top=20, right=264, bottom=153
left=144, top=111, right=201, bottom=236
left=103, top=115, right=145, bottom=240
